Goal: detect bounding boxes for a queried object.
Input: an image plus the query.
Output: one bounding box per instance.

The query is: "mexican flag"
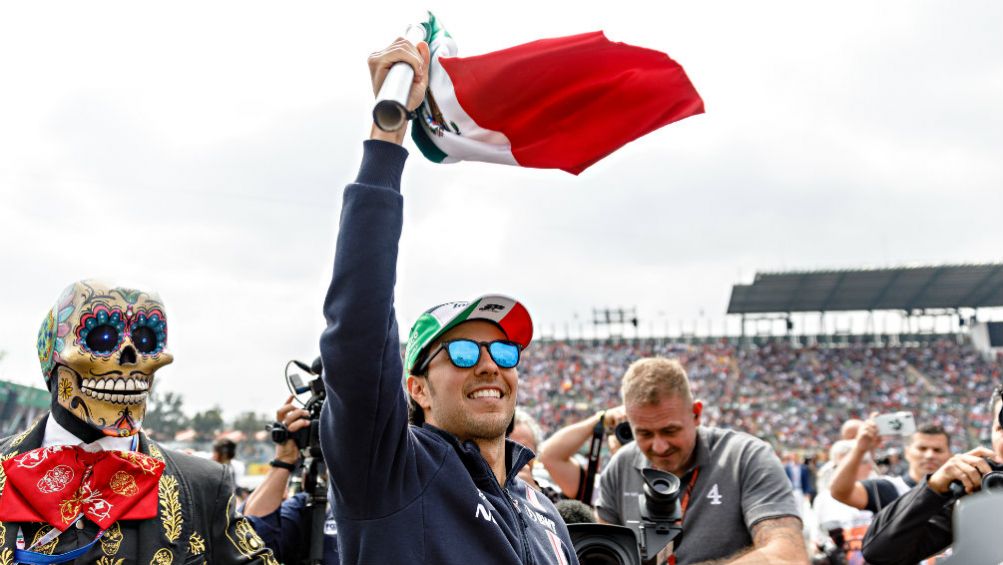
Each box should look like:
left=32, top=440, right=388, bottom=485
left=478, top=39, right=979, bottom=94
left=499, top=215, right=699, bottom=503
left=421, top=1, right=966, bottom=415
left=411, top=13, right=704, bottom=175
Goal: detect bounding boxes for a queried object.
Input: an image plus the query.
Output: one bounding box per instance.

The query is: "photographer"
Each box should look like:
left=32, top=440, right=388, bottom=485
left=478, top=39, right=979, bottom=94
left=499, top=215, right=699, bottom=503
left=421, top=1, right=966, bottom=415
left=317, top=37, right=577, bottom=564
left=537, top=405, right=627, bottom=501
left=830, top=416, right=951, bottom=514
left=243, top=396, right=339, bottom=564
left=595, top=357, right=806, bottom=565
left=861, top=389, right=1003, bottom=564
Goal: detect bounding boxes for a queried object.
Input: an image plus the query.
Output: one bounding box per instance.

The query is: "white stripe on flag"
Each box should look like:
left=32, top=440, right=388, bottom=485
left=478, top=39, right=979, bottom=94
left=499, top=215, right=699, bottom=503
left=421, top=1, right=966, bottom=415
left=419, top=25, right=518, bottom=165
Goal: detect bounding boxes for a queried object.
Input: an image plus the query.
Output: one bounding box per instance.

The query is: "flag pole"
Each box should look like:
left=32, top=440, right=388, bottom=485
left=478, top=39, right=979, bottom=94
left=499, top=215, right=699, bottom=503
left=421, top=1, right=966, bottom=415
left=373, top=23, right=428, bottom=132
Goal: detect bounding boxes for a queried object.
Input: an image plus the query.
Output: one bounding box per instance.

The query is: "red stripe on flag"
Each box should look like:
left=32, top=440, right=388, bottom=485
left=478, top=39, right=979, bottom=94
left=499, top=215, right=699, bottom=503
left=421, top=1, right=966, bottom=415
left=440, top=31, right=704, bottom=175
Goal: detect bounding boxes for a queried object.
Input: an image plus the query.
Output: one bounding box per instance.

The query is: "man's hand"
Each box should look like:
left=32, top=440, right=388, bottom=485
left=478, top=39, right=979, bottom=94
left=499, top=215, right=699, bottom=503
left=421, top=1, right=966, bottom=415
left=927, top=446, right=995, bottom=495
left=275, top=395, right=310, bottom=465
left=368, top=38, right=430, bottom=144
left=855, top=413, right=881, bottom=453
left=603, top=405, right=628, bottom=432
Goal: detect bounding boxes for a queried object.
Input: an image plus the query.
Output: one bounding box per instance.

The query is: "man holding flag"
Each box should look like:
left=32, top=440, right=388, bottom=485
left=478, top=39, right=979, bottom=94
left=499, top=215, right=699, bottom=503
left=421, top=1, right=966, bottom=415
left=318, top=37, right=578, bottom=564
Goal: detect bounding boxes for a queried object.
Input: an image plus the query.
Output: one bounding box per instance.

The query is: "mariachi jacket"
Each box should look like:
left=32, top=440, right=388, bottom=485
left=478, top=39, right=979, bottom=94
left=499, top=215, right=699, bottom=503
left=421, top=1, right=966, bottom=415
left=0, top=415, right=277, bottom=565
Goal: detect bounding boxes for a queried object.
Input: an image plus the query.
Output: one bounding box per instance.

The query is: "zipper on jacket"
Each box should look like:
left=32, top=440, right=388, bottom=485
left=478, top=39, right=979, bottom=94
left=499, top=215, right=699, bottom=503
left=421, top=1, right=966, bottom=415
left=503, top=487, right=535, bottom=565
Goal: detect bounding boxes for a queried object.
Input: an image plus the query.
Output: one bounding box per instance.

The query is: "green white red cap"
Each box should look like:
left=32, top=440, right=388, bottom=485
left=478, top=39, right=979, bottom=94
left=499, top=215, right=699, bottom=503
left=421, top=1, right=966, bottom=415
left=404, top=295, right=533, bottom=374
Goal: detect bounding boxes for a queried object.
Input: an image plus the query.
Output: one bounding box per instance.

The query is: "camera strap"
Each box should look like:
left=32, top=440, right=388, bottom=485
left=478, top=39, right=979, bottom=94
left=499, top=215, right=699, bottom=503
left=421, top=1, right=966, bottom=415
left=579, top=413, right=606, bottom=503
left=667, top=467, right=700, bottom=565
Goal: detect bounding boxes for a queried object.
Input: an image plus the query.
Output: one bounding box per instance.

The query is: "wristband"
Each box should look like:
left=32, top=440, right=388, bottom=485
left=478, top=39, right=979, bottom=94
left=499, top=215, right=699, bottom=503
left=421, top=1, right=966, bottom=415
left=269, top=459, right=297, bottom=472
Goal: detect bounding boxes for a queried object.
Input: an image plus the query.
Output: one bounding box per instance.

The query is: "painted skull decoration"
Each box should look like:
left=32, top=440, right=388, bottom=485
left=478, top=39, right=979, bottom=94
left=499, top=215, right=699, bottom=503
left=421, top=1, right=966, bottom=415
left=37, top=279, right=173, bottom=437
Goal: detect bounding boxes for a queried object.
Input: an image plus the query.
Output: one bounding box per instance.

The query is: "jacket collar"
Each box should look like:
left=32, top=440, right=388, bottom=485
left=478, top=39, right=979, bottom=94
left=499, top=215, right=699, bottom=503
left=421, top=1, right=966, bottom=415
left=421, top=424, right=535, bottom=487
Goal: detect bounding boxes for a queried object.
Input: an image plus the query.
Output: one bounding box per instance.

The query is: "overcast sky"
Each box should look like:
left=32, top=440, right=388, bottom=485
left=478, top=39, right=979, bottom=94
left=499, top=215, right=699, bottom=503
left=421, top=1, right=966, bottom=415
left=1, top=1, right=1001, bottom=418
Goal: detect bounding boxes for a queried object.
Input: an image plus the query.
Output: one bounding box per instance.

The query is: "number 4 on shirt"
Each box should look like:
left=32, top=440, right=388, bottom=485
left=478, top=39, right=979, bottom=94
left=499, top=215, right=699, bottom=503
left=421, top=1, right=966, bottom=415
left=706, top=484, right=723, bottom=505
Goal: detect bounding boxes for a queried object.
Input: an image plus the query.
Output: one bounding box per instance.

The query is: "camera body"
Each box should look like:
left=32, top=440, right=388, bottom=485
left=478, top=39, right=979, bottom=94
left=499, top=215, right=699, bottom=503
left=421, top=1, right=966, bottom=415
left=567, top=468, right=683, bottom=565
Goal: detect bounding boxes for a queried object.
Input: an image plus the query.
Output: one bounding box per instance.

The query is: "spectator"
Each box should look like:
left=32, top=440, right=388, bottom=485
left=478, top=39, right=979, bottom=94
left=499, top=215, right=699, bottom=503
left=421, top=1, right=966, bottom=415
left=811, top=440, right=874, bottom=565
left=830, top=418, right=951, bottom=513
left=595, top=357, right=806, bottom=565
left=537, top=405, right=627, bottom=501
left=244, top=396, right=338, bottom=564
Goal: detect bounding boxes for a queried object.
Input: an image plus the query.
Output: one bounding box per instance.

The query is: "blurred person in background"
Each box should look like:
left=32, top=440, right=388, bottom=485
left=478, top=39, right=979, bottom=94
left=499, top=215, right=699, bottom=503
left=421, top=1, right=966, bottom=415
left=811, top=440, right=875, bottom=565
left=830, top=417, right=951, bottom=514
left=537, top=405, right=627, bottom=501
left=243, top=396, right=338, bottom=564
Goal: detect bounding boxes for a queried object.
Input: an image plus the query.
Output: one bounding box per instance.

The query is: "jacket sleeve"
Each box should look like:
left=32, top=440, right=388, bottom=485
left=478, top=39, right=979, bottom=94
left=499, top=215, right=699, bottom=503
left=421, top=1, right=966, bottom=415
left=318, top=140, right=422, bottom=518
left=243, top=494, right=307, bottom=564
left=861, top=482, right=954, bottom=565
left=210, top=465, right=279, bottom=564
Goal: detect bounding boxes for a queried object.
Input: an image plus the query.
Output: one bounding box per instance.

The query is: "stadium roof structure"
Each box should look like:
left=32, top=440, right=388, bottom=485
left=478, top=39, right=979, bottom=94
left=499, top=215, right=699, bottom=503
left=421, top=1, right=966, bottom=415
left=727, top=263, right=1003, bottom=315
left=0, top=380, right=50, bottom=410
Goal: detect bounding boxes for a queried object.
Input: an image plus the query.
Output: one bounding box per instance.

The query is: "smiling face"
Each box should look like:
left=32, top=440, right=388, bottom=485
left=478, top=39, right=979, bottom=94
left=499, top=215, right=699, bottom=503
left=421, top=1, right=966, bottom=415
left=407, top=320, right=518, bottom=442
left=38, top=280, right=173, bottom=437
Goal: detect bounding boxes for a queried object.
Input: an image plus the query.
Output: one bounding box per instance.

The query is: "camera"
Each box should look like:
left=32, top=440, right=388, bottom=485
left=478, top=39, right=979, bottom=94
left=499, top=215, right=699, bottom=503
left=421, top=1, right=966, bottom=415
left=567, top=468, right=683, bottom=565
left=981, top=459, right=1003, bottom=491
left=269, top=358, right=326, bottom=455
left=614, top=421, right=634, bottom=446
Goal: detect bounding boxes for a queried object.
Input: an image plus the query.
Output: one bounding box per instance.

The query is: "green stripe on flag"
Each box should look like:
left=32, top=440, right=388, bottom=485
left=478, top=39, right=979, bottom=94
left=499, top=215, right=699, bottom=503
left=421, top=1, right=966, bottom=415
left=411, top=121, right=449, bottom=163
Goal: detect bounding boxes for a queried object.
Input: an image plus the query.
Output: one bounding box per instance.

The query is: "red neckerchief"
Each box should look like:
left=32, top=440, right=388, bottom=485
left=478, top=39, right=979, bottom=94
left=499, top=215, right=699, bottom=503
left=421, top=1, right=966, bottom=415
left=667, top=467, right=700, bottom=565
left=0, top=445, right=164, bottom=531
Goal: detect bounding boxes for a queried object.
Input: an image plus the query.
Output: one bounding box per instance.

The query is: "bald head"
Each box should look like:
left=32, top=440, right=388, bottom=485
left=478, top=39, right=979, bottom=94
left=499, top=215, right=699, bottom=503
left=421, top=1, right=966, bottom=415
left=841, top=419, right=864, bottom=440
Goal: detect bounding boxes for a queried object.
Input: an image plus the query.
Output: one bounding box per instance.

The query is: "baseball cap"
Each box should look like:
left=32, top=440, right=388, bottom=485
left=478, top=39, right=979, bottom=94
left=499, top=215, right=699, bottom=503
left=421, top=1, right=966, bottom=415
left=404, top=294, right=533, bottom=374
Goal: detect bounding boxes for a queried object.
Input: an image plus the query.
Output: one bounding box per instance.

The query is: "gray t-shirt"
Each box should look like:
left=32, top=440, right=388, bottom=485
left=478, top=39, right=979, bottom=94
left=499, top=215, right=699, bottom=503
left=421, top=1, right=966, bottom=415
left=595, top=426, right=800, bottom=565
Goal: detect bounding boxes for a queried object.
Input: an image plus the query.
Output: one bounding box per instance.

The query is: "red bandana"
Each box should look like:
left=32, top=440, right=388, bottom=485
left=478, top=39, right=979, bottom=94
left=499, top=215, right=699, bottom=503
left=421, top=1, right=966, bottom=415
left=0, top=445, right=164, bottom=531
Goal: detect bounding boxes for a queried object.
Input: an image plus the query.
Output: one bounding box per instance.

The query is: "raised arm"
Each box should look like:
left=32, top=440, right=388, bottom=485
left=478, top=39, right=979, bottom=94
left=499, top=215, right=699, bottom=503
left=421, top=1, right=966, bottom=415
left=319, top=38, right=430, bottom=515
left=829, top=417, right=879, bottom=510
left=538, top=406, right=625, bottom=499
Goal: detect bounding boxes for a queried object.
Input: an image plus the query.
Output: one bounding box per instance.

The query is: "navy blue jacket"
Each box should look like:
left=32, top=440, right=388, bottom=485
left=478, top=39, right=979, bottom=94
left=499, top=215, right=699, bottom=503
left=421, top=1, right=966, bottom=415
left=319, top=141, right=578, bottom=565
left=246, top=492, right=339, bottom=564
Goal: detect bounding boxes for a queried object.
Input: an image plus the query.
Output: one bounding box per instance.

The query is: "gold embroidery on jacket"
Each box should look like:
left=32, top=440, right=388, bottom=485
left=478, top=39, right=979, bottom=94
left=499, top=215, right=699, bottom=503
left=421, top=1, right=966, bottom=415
left=189, top=531, right=206, bottom=555
left=159, top=475, right=182, bottom=542
left=150, top=548, right=173, bottom=564
left=223, top=495, right=278, bottom=564
left=147, top=441, right=165, bottom=461
left=0, top=547, right=13, bottom=565
left=97, top=558, right=124, bottom=565
left=101, top=522, right=123, bottom=555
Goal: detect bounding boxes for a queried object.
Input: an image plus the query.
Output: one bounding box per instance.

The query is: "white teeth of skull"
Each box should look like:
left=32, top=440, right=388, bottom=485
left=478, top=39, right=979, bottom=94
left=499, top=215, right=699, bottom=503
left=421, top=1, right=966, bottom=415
left=125, top=380, right=136, bottom=391
left=114, top=380, right=125, bottom=392
left=97, top=379, right=106, bottom=391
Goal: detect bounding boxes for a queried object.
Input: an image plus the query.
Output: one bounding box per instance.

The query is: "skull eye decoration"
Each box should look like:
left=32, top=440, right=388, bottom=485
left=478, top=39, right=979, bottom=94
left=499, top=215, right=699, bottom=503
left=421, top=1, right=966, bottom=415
left=76, top=306, right=168, bottom=357
left=78, top=306, right=126, bottom=355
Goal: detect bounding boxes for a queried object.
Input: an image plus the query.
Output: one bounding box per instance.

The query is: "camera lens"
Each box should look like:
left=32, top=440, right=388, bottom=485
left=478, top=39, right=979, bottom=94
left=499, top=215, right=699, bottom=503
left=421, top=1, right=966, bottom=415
left=981, top=471, right=1003, bottom=491
left=614, top=421, right=634, bottom=445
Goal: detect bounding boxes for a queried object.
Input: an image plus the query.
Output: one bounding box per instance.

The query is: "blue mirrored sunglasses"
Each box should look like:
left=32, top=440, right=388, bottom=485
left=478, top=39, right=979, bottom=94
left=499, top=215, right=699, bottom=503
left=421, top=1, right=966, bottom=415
left=417, top=339, right=521, bottom=373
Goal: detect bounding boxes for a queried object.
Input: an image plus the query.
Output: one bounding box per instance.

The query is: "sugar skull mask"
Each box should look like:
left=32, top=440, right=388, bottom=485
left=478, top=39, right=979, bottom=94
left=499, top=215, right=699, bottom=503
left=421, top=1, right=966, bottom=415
left=37, top=280, right=173, bottom=437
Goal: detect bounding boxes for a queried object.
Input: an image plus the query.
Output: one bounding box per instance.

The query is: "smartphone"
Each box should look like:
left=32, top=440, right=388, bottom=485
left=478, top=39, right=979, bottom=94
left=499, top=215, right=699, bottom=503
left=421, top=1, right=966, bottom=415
left=875, top=411, right=916, bottom=436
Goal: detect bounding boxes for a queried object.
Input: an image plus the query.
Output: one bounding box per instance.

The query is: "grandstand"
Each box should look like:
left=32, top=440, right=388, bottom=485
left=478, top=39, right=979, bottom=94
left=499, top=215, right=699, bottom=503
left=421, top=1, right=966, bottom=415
left=519, top=264, right=1003, bottom=455
left=0, top=380, right=49, bottom=436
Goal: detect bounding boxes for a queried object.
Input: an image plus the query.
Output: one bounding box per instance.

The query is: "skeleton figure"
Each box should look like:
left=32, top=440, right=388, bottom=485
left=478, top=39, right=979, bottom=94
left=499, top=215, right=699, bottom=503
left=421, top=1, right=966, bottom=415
left=36, top=279, right=173, bottom=437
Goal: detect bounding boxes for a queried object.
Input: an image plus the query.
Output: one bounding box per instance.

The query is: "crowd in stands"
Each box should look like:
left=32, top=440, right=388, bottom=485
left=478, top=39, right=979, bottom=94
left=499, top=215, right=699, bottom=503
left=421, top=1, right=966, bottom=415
left=518, top=337, right=1003, bottom=454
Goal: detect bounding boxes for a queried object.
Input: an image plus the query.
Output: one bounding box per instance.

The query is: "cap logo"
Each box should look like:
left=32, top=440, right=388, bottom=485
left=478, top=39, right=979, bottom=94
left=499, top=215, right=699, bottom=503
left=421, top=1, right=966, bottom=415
left=478, top=304, right=505, bottom=313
